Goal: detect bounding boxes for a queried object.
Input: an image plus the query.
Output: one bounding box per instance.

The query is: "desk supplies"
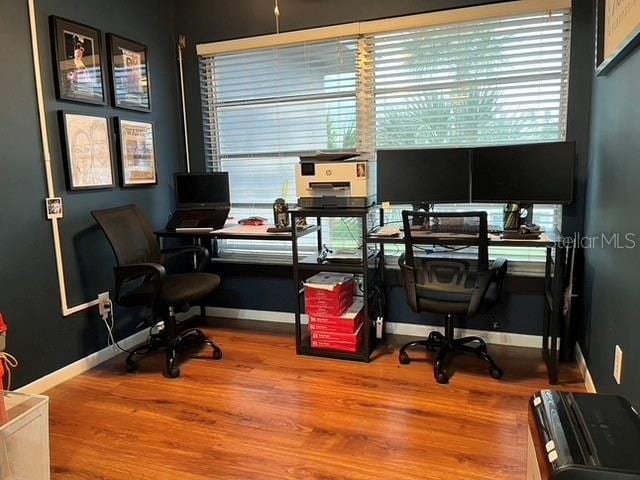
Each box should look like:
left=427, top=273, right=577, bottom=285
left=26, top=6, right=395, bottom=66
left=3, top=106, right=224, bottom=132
left=304, top=273, right=354, bottom=317
left=304, top=273, right=363, bottom=353
left=272, top=197, right=289, bottom=227
left=238, top=216, right=267, bottom=226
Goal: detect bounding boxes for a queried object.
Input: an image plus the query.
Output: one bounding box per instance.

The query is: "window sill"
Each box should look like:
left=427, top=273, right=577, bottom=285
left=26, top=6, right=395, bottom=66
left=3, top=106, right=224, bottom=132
left=210, top=251, right=547, bottom=277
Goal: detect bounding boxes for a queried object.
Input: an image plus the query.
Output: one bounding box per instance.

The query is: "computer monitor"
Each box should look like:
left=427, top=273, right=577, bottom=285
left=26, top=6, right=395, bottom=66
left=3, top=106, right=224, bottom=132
left=471, top=141, right=575, bottom=204
left=175, top=172, right=230, bottom=208
left=376, top=148, right=471, bottom=204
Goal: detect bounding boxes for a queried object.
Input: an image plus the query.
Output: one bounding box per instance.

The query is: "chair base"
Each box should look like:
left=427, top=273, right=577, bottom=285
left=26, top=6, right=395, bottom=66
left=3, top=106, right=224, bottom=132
left=125, top=325, right=222, bottom=379
left=398, top=315, right=503, bottom=384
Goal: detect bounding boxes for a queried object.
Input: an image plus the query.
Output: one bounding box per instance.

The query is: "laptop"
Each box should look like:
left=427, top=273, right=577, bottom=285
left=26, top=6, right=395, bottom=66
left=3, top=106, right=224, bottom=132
left=166, top=172, right=231, bottom=231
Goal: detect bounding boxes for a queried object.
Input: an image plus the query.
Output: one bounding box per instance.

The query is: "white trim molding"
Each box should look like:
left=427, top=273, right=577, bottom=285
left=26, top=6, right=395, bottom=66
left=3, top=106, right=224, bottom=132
left=204, top=307, right=542, bottom=348
left=17, top=329, right=149, bottom=395
left=575, top=342, right=597, bottom=393
left=196, top=0, right=571, bottom=56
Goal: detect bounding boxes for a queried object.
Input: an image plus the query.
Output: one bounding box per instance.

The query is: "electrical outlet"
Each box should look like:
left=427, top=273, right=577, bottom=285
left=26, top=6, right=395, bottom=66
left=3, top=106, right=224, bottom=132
left=98, top=292, right=110, bottom=319
left=614, top=345, right=623, bottom=384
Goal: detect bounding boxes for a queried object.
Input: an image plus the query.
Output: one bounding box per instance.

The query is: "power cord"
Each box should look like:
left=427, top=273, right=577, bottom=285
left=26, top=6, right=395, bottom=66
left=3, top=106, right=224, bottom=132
left=101, top=299, right=137, bottom=354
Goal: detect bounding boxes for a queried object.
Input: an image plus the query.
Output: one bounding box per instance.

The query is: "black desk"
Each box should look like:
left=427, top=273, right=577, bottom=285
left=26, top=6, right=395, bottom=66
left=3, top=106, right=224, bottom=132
left=156, top=220, right=571, bottom=384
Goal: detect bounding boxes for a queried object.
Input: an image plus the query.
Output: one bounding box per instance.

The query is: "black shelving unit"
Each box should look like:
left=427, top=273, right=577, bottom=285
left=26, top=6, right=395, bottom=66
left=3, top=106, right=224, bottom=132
left=291, top=207, right=379, bottom=362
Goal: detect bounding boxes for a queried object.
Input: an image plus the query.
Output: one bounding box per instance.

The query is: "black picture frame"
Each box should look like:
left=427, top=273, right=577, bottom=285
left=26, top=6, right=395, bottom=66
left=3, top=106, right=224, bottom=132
left=114, top=118, right=158, bottom=187
left=59, top=111, right=115, bottom=191
left=595, top=0, right=640, bottom=76
left=50, top=16, right=106, bottom=105
left=108, top=34, right=152, bottom=112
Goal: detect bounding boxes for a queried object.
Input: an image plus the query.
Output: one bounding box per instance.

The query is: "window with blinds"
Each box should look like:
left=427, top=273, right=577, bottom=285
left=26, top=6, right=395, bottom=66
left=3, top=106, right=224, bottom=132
left=199, top=7, right=571, bottom=262
left=373, top=10, right=571, bottom=262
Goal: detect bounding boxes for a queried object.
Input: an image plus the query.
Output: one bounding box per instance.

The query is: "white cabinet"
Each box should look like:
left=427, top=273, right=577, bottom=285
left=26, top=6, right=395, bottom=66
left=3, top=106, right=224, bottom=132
left=0, top=392, right=49, bottom=480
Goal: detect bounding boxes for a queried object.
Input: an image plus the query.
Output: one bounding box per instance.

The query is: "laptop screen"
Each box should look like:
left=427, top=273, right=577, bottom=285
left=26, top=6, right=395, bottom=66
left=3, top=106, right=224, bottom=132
left=175, top=172, right=230, bottom=208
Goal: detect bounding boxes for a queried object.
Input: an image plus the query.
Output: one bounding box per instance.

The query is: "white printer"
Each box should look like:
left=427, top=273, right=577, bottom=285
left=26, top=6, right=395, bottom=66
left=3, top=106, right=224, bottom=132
left=296, top=153, right=376, bottom=208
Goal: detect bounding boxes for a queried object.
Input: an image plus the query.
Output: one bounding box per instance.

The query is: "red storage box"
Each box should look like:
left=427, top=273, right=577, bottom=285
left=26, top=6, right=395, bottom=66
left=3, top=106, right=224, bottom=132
left=304, top=273, right=354, bottom=317
left=311, top=324, right=363, bottom=353
left=309, top=298, right=363, bottom=334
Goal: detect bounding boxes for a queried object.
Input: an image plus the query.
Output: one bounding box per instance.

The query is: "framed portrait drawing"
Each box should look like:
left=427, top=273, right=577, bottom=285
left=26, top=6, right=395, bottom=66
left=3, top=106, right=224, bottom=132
left=596, top=0, right=640, bottom=75
left=50, top=17, right=105, bottom=105
left=115, top=118, right=157, bottom=187
left=59, top=112, right=115, bottom=190
left=108, top=35, right=151, bottom=111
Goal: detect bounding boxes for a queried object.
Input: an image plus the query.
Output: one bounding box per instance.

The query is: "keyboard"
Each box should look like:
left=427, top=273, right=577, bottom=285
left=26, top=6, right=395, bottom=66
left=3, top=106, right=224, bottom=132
left=429, top=225, right=503, bottom=235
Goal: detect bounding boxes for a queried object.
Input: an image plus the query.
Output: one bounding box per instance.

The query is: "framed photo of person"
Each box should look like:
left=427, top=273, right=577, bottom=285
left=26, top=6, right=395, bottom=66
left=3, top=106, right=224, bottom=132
left=108, top=35, right=151, bottom=112
left=115, top=118, right=157, bottom=187
left=50, top=17, right=106, bottom=105
left=59, top=112, right=115, bottom=190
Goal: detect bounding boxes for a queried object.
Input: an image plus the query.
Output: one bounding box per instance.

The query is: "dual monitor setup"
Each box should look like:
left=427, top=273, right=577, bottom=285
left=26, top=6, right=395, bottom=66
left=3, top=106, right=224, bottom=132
left=377, top=141, right=575, bottom=233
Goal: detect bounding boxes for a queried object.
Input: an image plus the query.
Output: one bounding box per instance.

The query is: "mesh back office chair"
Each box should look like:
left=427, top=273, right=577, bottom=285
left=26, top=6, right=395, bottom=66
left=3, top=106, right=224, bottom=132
left=92, top=204, right=222, bottom=378
left=398, top=210, right=508, bottom=384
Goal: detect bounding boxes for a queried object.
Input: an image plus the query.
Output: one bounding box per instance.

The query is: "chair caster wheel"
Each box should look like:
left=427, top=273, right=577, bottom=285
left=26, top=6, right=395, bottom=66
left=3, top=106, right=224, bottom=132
left=398, top=352, right=410, bottom=365
left=212, top=349, right=223, bottom=360
left=489, top=366, right=503, bottom=380
left=125, top=360, right=138, bottom=373
left=436, top=372, right=449, bottom=384
left=166, top=367, right=180, bottom=378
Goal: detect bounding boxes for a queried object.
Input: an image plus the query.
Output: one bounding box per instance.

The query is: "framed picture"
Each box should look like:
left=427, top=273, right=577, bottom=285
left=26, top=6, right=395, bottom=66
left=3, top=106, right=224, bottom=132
left=45, top=197, right=64, bottom=219
left=595, top=0, right=640, bottom=75
left=50, top=16, right=105, bottom=105
left=59, top=112, right=115, bottom=190
left=115, top=118, right=157, bottom=187
left=108, top=35, right=151, bottom=111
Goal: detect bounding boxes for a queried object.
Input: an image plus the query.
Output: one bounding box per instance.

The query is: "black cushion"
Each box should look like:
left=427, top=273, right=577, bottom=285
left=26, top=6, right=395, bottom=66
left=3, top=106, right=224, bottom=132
left=120, top=273, right=221, bottom=307
left=159, top=273, right=221, bottom=305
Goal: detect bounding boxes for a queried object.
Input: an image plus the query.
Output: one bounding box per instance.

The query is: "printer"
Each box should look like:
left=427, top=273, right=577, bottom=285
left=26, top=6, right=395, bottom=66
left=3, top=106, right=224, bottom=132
left=528, top=390, right=640, bottom=479
left=296, top=153, right=376, bottom=208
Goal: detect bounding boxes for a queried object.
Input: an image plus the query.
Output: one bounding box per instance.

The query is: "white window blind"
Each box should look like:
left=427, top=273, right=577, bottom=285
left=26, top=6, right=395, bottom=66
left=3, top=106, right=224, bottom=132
left=199, top=7, right=572, bottom=262
left=200, top=39, right=362, bottom=255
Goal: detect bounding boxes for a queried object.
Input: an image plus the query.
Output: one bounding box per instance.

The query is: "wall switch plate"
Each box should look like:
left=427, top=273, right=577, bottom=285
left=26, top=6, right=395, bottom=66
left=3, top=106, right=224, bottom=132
left=614, top=345, right=623, bottom=384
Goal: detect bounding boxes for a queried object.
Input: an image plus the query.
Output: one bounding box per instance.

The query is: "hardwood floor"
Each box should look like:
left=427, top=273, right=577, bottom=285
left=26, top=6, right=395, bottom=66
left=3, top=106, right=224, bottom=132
left=47, top=320, right=584, bottom=480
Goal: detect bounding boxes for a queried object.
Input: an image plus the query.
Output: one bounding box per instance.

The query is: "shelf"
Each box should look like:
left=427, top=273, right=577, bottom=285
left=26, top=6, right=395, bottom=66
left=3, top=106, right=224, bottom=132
left=297, top=253, right=378, bottom=273
left=299, top=336, right=369, bottom=362
left=299, top=345, right=369, bottom=362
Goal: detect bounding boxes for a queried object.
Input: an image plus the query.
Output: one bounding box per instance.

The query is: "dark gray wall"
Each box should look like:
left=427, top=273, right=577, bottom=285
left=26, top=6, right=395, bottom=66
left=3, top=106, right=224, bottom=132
left=582, top=46, right=640, bottom=404
left=175, top=0, right=593, bottom=336
left=0, top=0, right=182, bottom=388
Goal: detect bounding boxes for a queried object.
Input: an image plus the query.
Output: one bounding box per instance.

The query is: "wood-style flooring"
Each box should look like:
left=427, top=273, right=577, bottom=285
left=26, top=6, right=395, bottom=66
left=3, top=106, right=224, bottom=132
left=46, top=320, right=584, bottom=480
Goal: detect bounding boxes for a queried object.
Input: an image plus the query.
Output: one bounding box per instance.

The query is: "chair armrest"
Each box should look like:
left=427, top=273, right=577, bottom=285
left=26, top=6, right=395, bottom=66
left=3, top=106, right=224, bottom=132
left=161, top=246, right=210, bottom=272
left=490, top=257, right=508, bottom=299
left=468, top=258, right=508, bottom=316
left=398, top=253, right=418, bottom=312
left=114, top=263, right=166, bottom=306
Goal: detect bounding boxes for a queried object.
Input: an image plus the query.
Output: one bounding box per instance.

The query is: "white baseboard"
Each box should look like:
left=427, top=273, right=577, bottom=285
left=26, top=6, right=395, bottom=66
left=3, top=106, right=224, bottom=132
left=17, top=329, right=148, bottom=395
left=17, top=310, right=195, bottom=395
left=575, top=342, right=596, bottom=393
left=205, top=306, right=542, bottom=348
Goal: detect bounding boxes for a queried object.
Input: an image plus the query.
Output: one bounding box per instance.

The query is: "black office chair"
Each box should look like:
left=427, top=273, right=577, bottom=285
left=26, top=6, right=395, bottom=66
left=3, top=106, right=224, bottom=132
left=398, top=210, right=508, bottom=384
left=92, top=204, right=222, bottom=378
